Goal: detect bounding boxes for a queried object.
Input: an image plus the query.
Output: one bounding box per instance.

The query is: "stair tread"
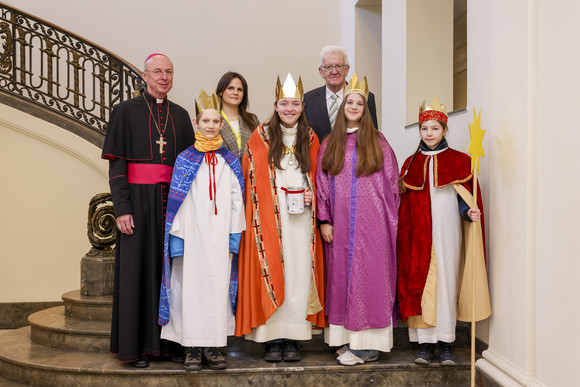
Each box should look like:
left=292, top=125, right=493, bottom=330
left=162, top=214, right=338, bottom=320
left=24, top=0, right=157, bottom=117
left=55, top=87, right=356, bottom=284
left=28, top=306, right=110, bottom=335
left=0, top=326, right=475, bottom=375
left=62, top=290, right=112, bottom=306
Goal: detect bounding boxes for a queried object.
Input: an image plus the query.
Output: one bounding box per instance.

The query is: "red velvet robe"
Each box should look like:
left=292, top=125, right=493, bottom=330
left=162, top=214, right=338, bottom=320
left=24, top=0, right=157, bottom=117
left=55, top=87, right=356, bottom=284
left=397, top=147, right=485, bottom=321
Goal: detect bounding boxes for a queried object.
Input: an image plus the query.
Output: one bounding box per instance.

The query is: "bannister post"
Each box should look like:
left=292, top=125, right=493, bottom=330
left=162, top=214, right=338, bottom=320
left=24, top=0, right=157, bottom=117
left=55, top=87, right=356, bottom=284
left=80, top=193, right=116, bottom=296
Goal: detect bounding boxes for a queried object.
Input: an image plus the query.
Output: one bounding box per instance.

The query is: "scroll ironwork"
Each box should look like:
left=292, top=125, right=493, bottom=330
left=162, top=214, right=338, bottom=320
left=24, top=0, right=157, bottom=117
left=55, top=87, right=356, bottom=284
left=0, top=3, right=144, bottom=137
left=86, top=193, right=116, bottom=257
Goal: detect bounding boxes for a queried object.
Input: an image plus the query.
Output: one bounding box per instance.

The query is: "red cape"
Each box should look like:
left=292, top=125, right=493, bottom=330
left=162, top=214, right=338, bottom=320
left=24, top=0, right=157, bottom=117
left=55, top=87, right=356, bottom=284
left=397, top=148, right=485, bottom=321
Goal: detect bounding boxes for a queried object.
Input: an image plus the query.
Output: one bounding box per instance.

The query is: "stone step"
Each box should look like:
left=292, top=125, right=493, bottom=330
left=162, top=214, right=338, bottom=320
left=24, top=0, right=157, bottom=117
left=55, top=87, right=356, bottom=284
left=0, top=326, right=475, bottom=387
left=62, top=290, right=112, bottom=321
left=28, top=306, right=109, bottom=352
left=26, top=304, right=471, bottom=354
left=0, top=375, right=31, bottom=387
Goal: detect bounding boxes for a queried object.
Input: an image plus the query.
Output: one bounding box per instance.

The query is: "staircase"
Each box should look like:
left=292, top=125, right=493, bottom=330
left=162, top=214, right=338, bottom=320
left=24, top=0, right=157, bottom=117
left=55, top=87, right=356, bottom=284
left=0, top=287, right=475, bottom=386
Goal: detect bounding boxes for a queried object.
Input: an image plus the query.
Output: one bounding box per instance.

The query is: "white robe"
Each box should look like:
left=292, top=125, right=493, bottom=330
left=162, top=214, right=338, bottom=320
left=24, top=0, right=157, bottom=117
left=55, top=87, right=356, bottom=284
left=324, top=321, right=393, bottom=352
left=245, top=124, right=313, bottom=342
left=161, top=152, right=245, bottom=347
left=409, top=149, right=462, bottom=344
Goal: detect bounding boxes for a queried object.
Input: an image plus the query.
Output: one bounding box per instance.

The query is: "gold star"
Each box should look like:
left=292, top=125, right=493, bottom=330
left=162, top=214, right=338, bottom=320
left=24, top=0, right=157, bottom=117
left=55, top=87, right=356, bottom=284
left=468, top=108, right=486, bottom=173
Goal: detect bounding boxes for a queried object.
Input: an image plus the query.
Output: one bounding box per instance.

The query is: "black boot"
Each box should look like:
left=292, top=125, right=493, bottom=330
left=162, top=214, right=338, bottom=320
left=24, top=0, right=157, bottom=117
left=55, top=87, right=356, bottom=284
left=264, top=341, right=283, bottom=362
left=414, top=343, right=435, bottom=364
left=438, top=341, right=457, bottom=366
left=282, top=340, right=301, bottom=362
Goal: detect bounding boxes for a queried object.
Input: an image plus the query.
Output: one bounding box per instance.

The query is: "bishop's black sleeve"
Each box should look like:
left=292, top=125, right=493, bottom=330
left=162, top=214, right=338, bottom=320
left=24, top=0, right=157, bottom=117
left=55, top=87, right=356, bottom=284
left=108, top=158, right=132, bottom=217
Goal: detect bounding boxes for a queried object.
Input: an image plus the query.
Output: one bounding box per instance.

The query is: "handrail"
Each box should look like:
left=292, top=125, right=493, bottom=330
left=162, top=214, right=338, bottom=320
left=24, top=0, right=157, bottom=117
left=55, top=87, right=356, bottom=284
left=0, top=2, right=144, bottom=141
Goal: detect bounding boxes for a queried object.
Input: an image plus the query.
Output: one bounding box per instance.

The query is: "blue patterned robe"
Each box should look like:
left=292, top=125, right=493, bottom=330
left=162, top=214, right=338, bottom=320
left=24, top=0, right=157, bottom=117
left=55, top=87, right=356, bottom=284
left=158, top=145, right=244, bottom=326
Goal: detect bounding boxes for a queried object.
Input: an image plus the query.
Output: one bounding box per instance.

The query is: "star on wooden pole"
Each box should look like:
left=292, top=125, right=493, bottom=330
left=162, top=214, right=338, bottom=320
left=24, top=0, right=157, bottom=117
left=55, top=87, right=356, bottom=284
left=467, top=107, right=484, bottom=387
left=468, top=108, right=485, bottom=174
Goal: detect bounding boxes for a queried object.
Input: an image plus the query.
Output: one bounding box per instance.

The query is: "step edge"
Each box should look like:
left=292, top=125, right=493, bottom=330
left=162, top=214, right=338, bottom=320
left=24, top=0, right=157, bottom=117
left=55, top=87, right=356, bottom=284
left=61, top=290, right=113, bottom=306
left=28, top=307, right=110, bottom=336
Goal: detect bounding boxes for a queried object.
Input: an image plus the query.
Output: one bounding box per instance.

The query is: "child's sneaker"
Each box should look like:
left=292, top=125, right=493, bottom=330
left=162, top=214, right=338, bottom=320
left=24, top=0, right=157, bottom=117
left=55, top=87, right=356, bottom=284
left=184, top=347, right=202, bottom=371
left=336, top=350, right=364, bottom=366
left=414, top=343, right=435, bottom=364
left=438, top=341, right=457, bottom=366
left=335, top=344, right=349, bottom=357
left=203, top=347, right=226, bottom=369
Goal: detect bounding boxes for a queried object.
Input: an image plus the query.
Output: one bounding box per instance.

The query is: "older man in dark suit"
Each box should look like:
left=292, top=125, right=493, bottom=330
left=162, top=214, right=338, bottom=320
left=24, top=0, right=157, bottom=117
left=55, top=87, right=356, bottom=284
left=304, top=46, right=378, bottom=141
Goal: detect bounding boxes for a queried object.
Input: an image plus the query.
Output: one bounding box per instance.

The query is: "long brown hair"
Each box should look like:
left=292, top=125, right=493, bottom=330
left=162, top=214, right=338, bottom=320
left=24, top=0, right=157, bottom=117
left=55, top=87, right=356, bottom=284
left=321, top=94, right=383, bottom=176
left=216, top=71, right=259, bottom=130
left=265, top=106, right=311, bottom=175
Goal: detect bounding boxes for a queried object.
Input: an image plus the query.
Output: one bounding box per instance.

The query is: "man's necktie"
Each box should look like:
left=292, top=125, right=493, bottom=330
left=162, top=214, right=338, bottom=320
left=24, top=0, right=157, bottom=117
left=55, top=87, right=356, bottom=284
left=328, top=93, right=338, bottom=128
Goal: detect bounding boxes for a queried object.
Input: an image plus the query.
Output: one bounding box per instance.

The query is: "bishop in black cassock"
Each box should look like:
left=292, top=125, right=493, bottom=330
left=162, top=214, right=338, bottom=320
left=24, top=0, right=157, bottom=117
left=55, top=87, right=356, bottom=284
left=101, top=53, right=195, bottom=366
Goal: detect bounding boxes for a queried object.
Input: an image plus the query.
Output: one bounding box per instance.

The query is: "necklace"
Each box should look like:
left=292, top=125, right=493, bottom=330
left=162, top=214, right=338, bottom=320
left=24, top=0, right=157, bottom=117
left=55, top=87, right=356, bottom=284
left=283, top=144, right=296, bottom=165
left=143, top=94, right=170, bottom=154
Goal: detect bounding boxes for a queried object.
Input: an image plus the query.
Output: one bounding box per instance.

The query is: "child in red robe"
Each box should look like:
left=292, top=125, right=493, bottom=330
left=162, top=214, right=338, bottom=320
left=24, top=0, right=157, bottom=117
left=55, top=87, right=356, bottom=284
left=397, top=97, right=488, bottom=366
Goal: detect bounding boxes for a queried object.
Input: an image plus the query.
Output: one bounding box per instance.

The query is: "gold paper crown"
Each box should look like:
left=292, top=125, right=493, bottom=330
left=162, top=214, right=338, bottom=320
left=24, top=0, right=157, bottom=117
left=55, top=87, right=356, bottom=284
left=275, top=73, right=304, bottom=101
left=344, top=74, right=369, bottom=99
left=195, top=89, right=221, bottom=116
left=419, top=96, right=448, bottom=124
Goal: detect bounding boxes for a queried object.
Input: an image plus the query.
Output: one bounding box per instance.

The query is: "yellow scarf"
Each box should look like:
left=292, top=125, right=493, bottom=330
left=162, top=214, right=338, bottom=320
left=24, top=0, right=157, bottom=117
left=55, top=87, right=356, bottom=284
left=194, top=131, right=223, bottom=152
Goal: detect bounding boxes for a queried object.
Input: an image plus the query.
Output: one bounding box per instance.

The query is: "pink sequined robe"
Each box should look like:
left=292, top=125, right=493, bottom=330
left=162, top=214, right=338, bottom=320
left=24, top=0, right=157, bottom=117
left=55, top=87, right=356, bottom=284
left=316, top=131, right=400, bottom=331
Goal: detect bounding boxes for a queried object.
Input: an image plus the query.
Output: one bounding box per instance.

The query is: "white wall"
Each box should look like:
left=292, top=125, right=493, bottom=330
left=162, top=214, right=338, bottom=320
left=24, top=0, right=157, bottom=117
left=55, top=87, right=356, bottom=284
left=382, top=0, right=408, bottom=164
left=473, top=0, right=533, bottom=377
left=535, top=0, right=580, bottom=385
left=0, top=104, right=109, bottom=301
left=355, top=3, right=382, bottom=126
left=469, top=1, right=580, bottom=386
left=406, top=0, right=454, bottom=125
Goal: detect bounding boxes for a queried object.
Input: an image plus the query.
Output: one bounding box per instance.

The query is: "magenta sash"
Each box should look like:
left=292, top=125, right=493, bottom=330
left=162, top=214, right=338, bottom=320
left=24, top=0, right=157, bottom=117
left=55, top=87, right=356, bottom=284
left=127, top=163, right=173, bottom=184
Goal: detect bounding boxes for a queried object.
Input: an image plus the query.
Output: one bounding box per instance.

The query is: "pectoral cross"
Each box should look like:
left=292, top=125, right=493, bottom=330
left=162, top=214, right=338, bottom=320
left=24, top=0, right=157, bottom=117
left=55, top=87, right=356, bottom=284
left=156, top=137, right=167, bottom=154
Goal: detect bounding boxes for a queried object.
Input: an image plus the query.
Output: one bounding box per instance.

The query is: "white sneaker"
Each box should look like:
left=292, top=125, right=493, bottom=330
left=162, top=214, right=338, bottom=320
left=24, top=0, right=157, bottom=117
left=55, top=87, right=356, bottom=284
left=336, top=350, right=364, bottom=366
left=335, top=344, right=349, bottom=358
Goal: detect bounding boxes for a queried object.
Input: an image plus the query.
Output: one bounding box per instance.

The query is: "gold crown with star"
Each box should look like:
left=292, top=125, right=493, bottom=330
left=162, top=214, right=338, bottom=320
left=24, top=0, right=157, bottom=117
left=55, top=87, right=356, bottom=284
left=344, top=73, right=369, bottom=99
left=275, top=73, right=304, bottom=101
left=419, top=96, right=448, bottom=124
left=195, top=89, right=221, bottom=116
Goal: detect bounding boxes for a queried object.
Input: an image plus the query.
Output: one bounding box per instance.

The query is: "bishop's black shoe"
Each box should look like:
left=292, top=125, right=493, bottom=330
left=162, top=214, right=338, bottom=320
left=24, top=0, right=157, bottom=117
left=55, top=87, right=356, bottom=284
left=132, top=355, right=150, bottom=368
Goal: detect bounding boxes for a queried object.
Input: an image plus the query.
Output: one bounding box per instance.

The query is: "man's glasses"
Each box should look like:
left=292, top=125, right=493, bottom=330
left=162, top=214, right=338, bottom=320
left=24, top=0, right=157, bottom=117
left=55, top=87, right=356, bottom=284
left=146, top=69, right=174, bottom=77
left=320, top=64, right=348, bottom=73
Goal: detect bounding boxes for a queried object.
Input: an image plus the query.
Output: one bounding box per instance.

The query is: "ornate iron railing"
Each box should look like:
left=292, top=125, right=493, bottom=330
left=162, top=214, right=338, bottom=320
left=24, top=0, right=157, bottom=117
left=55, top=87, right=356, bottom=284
left=0, top=2, right=144, bottom=138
